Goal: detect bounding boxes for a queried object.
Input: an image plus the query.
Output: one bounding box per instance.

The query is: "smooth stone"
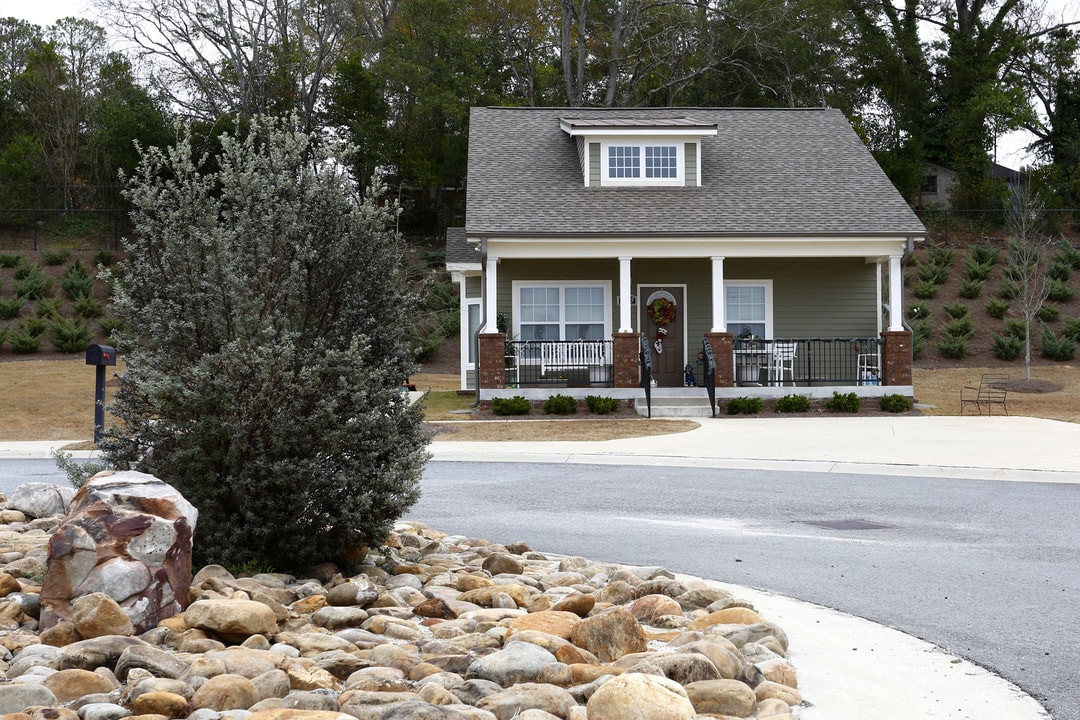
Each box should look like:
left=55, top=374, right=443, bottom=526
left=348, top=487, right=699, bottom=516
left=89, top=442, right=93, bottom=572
left=190, top=673, right=261, bottom=711
left=0, top=684, right=58, bottom=714
left=76, top=702, right=131, bottom=720
left=684, top=678, right=757, bottom=717
left=754, top=680, right=803, bottom=706
left=184, top=600, right=279, bottom=641
left=59, top=636, right=149, bottom=671
left=475, top=683, right=576, bottom=720
left=507, top=611, right=579, bottom=640
left=651, top=652, right=722, bottom=684
left=630, top=594, right=683, bottom=624
left=690, top=607, right=765, bottom=631
left=465, top=641, right=557, bottom=686
left=41, top=668, right=119, bottom=703
left=72, top=593, right=135, bottom=639
left=131, top=691, right=191, bottom=717
left=569, top=607, right=647, bottom=663
left=4, top=483, right=73, bottom=519
left=585, top=673, right=695, bottom=720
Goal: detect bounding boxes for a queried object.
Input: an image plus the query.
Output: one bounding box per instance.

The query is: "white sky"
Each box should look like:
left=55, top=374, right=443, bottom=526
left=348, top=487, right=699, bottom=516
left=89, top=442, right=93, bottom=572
left=4, top=0, right=1080, bottom=168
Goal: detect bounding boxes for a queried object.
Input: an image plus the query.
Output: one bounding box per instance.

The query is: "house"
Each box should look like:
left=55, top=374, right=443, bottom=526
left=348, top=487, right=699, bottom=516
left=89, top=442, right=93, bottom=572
left=919, top=161, right=1024, bottom=209
left=447, top=106, right=925, bottom=400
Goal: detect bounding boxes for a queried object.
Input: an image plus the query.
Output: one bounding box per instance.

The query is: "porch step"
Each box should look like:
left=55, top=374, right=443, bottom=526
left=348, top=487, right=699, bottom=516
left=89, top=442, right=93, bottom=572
left=635, top=393, right=718, bottom=418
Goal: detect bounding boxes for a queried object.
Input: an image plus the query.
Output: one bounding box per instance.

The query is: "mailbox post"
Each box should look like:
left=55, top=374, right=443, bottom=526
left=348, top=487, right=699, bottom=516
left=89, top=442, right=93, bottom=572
left=85, top=344, right=116, bottom=444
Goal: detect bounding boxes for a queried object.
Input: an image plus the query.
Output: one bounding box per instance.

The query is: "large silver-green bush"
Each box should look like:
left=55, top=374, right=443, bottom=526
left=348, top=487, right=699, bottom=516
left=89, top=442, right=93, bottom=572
left=102, top=117, right=428, bottom=570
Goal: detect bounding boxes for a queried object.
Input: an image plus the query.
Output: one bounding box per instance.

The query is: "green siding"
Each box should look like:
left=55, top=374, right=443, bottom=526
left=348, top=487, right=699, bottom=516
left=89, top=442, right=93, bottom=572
left=726, top=258, right=878, bottom=337
left=589, top=143, right=601, bottom=185
left=465, top=275, right=481, bottom=298
left=492, top=257, right=877, bottom=341
left=684, top=142, right=697, bottom=186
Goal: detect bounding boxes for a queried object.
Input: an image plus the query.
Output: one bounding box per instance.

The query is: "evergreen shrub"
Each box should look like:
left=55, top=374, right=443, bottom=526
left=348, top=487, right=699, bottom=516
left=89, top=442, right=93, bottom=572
left=0, top=254, right=20, bottom=268
left=493, top=396, right=531, bottom=415
left=997, top=280, right=1019, bottom=300
left=8, top=330, right=40, bottom=354
left=543, top=394, right=577, bottom=415
left=943, top=301, right=969, bottom=319
left=1062, top=317, right=1080, bottom=342
left=969, top=244, right=999, bottom=266
left=958, top=280, right=984, bottom=299
left=1047, top=280, right=1074, bottom=303
left=1037, top=304, right=1059, bottom=322
left=991, top=333, right=1022, bottom=360
left=942, top=316, right=975, bottom=339
left=41, top=248, right=70, bottom=266
left=0, top=297, right=24, bottom=320
left=879, top=394, right=913, bottom=413
left=93, top=249, right=115, bottom=267
left=775, top=394, right=811, bottom=413
left=74, top=292, right=104, bottom=319
left=824, top=391, right=860, bottom=413
left=726, top=396, right=763, bottom=415
left=1041, top=327, right=1075, bottom=361
left=985, top=299, right=1009, bottom=319
left=49, top=318, right=93, bottom=353
left=35, top=296, right=64, bottom=320
left=586, top=395, right=620, bottom=414
left=936, top=336, right=968, bottom=358
left=912, top=281, right=938, bottom=299
left=14, top=267, right=52, bottom=300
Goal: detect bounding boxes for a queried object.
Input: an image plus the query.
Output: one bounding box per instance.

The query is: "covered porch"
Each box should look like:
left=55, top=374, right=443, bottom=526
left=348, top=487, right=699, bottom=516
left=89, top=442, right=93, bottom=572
left=463, top=235, right=915, bottom=400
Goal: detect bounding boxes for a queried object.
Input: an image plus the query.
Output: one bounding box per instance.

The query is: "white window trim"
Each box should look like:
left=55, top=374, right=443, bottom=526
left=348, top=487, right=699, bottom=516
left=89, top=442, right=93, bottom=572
left=512, top=280, right=612, bottom=341
left=724, top=279, right=774, bottom=339
left=600, top=139, right=683, bottom=187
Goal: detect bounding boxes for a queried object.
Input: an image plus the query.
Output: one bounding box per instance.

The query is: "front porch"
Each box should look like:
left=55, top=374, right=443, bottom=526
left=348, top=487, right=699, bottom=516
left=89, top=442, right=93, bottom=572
left=478, top=332, right=914, bottom=400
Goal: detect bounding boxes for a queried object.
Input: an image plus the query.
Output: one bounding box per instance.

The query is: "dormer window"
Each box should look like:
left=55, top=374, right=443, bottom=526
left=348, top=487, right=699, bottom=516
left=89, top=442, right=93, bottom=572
left=607, top=144, right=678, bottom=179
left=560, top=116, right=716, bottom=188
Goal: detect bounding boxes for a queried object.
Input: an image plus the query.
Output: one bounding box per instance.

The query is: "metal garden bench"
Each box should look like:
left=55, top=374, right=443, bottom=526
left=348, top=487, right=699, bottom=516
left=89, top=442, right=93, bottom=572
left=960, top=373, right=1010, bottom=416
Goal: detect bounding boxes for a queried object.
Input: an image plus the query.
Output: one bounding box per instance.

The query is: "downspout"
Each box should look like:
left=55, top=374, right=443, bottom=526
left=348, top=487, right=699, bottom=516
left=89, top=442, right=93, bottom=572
left=470, top=236, right=488, bottom=408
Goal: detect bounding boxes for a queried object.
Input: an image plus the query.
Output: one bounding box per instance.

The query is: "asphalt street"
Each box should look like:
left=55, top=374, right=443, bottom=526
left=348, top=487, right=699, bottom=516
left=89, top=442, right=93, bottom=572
left=409, top=460, right=1079, bottom=720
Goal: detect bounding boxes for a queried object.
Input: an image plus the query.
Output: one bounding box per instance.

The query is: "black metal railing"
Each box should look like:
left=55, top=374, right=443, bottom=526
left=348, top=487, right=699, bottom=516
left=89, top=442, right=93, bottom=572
left=701, top=338, right=717, bottom=416
left=639, top=335, right=652, bottom=418
left=732, top=338, right=884, bottom=387
left=504, top=339, right=614, bottom=388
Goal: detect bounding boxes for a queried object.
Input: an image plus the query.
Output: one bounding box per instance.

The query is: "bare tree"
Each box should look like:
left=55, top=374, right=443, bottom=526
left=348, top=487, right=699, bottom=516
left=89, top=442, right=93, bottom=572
left=93, top=0, right=358, bottom=130
left=1004, top=184, right=1053, bottom=380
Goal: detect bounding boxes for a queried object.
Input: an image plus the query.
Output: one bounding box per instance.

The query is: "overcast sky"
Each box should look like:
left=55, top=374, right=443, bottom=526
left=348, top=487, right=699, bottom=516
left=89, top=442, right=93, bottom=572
left=4, top=0, right=1080, bottom=168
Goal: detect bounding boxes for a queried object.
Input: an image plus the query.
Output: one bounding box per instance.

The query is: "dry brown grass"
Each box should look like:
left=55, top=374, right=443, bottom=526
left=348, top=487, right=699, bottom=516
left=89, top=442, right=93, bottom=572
left=2, top=359, right=1077, bottom=444
left=912, top=364, right=1080, bottom=422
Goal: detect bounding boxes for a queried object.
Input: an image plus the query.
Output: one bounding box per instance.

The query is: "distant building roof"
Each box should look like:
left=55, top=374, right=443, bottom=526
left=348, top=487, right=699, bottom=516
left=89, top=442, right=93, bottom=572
left=466, top=106, right=925, bottom=238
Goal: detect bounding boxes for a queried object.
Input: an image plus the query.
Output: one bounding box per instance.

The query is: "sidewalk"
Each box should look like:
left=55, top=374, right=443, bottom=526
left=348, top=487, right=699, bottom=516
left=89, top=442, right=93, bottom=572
left=4, top=414, right=1071, bottom=719
left=430, top=415, right=1080, bottom=483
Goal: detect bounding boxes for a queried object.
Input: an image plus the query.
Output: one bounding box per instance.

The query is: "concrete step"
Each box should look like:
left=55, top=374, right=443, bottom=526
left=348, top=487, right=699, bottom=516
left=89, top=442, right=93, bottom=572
left=636, top=394, right=718, bottom=417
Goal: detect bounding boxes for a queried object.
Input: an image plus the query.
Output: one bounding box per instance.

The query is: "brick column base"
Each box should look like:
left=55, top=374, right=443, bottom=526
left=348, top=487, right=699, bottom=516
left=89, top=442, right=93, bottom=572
left=881, top=330, right=913, bottom=387
left=612, top=333, right=642, bottom=388
left=478, top=333, right=507, bottom=389
left=705, top=332, right=734, bottom=388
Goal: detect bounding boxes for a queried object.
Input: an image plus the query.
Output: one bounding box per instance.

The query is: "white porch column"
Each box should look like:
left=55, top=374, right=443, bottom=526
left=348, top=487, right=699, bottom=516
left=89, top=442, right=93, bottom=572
left=618, top=256, right=632, bottom=332
left=483, top=256, right=498, bottom=332
left=888, top=254, right=904, bottom=331
left=711, top=256, right=726, bottom=332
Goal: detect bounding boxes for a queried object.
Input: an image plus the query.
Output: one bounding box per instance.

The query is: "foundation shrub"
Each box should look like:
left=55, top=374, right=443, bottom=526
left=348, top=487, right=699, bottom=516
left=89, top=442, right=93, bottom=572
left=543, top=394, right=577, bottom=415
left=492, top=396, right=531, bottom=416
left=824, top=391, right=860, bottom=413
left=879, top=394, right=913, bottom=413
left=775, top=394, right=811, bottom=413
left=585, top=395, right=621, bottom=415
left=726, top=396, right=763, bottom=415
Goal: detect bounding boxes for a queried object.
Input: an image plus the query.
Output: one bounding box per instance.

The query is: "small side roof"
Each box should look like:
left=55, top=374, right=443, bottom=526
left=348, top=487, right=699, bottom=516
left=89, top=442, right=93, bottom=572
left=444, top=227, right=478, bottom=268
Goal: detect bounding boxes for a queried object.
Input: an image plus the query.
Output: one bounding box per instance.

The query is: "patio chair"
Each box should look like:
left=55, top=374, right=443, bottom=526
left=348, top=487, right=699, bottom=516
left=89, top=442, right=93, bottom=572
left=768, top=342, right=797, bottom=386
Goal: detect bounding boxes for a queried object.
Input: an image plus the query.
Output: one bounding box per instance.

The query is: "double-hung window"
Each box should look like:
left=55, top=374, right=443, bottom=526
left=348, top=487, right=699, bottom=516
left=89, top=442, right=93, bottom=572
left=603, top=142, right=682, bottom=185
left=725, top=281, right=772, bottom=339
left=515, top=283, right=609, bottom=341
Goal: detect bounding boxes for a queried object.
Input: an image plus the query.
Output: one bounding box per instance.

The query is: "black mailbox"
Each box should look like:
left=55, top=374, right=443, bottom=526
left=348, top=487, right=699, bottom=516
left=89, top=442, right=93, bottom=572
left=86, top=344, right=117, bottom=367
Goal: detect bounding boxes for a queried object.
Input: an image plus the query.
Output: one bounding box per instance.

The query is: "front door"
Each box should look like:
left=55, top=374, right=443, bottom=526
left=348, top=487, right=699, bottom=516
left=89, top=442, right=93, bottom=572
left=639, top=285, right=686, bottom=387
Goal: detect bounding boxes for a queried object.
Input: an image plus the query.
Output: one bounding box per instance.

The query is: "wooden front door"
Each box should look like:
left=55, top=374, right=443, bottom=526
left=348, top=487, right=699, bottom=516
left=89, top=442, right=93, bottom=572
left=639, top=285, right=686, bottom=387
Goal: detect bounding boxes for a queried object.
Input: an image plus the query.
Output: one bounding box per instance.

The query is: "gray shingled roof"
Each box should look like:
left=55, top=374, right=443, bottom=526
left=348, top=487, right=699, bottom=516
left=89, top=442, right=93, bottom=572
left=444, top=227, right=477, bottom=266
left=466, top=107, right=925, bottom=237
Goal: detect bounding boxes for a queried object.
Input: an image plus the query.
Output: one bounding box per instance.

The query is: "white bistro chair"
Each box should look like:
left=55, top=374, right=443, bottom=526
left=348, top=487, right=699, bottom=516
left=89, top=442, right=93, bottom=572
left=768, top=342, right=797, bottom=386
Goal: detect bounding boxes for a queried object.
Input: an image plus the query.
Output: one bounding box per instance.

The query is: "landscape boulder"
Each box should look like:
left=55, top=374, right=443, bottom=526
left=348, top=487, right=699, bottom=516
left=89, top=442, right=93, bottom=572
left=40, top=471, right=198, bottom=634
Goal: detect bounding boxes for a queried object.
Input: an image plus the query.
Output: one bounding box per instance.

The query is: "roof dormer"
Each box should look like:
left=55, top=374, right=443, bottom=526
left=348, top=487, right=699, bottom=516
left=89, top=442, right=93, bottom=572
left=560, top=116, right=718, bottom=188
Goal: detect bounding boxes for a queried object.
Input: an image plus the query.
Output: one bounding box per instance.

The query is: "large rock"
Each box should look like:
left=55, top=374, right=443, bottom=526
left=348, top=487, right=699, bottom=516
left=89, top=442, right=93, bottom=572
left=475, top=683, right=576, bottom=720
left=569, top=607, right=647, bottom=663
left=72, top=592, right=134, bottom=638
left=185, top=599, right=280, bottom=642
left=585, top=673, right=695, bottom=720
left=5, top=482, right=75, bottom=519
left=40, top=471, right=197, bottom=634
left=466, top=641, right=557, bottom=686
left=684, top=678, right=758, bottom=717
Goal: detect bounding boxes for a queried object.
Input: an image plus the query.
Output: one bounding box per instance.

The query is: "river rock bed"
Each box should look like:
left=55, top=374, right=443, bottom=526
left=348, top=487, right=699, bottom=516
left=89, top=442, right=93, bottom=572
left=0, top=494, right=803, bottom=720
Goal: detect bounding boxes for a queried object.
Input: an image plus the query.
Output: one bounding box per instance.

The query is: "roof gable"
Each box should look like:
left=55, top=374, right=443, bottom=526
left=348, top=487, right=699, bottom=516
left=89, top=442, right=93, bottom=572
left=466, top=106, right=925, bottom=237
